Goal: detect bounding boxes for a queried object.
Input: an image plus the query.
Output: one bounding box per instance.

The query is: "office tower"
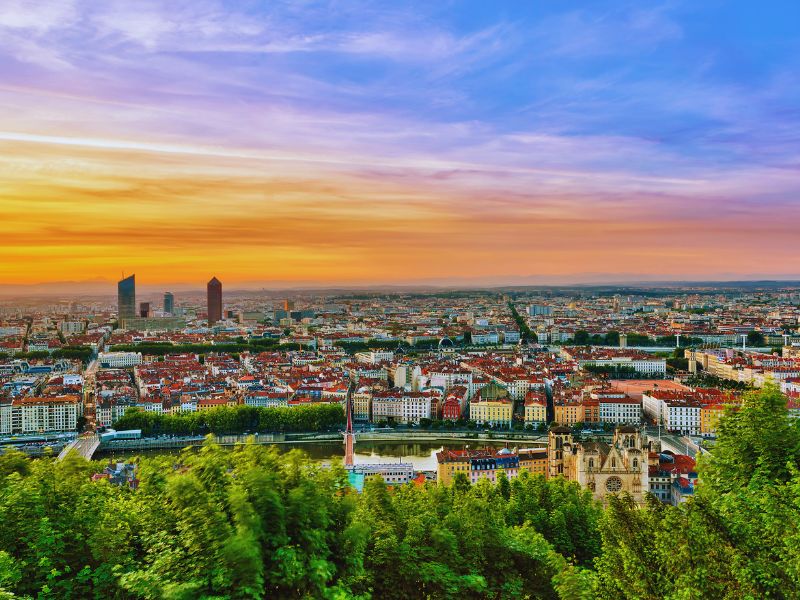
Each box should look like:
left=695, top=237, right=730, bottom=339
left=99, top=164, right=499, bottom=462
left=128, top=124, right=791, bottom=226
left=139, top=302, right=151, bottom=318
left=207, top=277, right=222, bottom=325
left=284, top=299, right=295, bottom=311
left=117, top=274, right=136, bottom=322
left=163, top=292, right=174, bottom=315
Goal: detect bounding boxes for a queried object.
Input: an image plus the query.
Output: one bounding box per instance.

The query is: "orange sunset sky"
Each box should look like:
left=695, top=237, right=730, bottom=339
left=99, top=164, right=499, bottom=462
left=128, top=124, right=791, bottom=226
left=1, top=1, right=799, bottom=288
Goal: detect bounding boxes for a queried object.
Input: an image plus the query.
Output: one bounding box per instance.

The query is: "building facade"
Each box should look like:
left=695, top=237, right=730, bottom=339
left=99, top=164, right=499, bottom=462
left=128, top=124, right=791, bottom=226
left=8, top=395, right=81, bottom=434
left=163, top=292, right=174, bottom=315
left=548, top=425, right=652, bottom=504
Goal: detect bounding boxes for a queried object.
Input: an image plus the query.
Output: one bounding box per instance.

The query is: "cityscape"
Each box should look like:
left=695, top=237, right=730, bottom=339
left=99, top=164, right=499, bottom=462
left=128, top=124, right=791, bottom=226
left=1, top=1, right=800, bottom=599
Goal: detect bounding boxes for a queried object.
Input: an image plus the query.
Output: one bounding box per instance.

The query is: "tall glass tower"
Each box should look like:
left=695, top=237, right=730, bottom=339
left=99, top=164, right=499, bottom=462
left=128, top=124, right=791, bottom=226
left=164, top=291, right=174, bottom=315
left=117, top=274, right=136, bottom=322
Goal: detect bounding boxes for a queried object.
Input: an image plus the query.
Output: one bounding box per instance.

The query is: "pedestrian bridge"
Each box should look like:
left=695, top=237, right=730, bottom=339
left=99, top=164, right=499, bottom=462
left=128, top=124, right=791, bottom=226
left=57, top=434, right=100, bottom=462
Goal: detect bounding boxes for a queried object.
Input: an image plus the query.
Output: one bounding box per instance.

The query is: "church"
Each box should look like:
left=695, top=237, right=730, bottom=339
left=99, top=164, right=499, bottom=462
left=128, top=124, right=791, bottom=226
left=548, top=425, right=657, bottom=504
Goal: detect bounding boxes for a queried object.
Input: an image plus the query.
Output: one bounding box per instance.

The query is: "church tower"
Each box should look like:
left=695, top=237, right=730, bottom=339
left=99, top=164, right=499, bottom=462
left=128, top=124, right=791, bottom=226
left=548, top=425, right=573, bottom=478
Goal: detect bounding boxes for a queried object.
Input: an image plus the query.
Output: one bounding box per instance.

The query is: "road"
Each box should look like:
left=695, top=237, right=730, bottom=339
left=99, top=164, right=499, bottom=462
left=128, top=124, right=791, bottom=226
left=645, top=426, right=707, bottom=458
left=57, top=433, right=100, bottom=461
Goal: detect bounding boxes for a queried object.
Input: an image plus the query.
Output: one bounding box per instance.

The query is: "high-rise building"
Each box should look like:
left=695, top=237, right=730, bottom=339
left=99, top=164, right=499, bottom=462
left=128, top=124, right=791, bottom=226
left=117, top=275, right=136, bottom=323
left=139, top=302, right=151, bottom=318
left=284, top=299, right=295, bottom=311
left=163, top=292, right=174, bottom=315
left=528, top=304, right=552, bottom=317
left=207, top=277, right=222, bottom=325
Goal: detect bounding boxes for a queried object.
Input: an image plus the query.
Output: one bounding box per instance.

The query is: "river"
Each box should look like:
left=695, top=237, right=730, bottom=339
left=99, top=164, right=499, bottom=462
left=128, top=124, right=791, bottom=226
left=97, top=439, right=546, bottom=472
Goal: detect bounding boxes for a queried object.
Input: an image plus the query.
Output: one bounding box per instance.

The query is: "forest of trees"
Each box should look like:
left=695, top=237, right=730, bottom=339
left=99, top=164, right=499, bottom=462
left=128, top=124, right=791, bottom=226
left=110, top=337, right=440, bottom=358
left=112, top=404, right=345, bottom=436
left=0, top=345, right=94, bottom=363
left=0, top=385, right=798, bottom=598
left=508, top=303, right=535, bottom=343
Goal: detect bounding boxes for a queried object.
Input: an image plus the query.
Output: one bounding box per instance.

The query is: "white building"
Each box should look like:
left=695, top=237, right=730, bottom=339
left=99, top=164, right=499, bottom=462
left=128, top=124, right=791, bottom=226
left=0, top=402, right=12, bottom=435
left=427, top=367, right=472, bottom=391
left=471, top=332, right=500, bottom=345
left=60, top=321, right=85, bottom=335
left=348, top=463, right=414, bottom=486
left=355, top=350, right=395, bottom=365
left=371, top=392, right=431, bottom=424
left=96, top=401, right=132, bottom=428
left=136, top=399, right=165, bottom=414
left=598, top=398, right=642, bottom=425
left=244, top=391, right=288, bottom=408
left=99, top=352, right=143, bottom=368
left=583, top=356, right=666, bottom=375
left=642, top=392, right=701, bottom=436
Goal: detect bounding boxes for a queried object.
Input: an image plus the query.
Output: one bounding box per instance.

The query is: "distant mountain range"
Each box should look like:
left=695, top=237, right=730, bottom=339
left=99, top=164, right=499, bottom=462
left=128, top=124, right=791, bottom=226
left=0, top=278, right=799, bottom=299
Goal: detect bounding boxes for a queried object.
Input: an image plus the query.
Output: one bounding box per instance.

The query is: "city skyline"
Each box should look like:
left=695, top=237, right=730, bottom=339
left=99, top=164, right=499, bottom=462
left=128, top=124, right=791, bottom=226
left=1, top=1, right=799, bottom=286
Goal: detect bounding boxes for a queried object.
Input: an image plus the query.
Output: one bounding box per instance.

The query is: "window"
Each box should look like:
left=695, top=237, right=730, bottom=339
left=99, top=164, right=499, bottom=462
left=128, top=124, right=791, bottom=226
left=605, top=476, right=623, bottom=492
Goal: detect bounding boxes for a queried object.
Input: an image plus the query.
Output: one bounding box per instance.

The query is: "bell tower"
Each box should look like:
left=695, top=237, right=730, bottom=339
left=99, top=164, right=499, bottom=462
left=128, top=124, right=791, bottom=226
left=548, top=425, right=573, bottom=478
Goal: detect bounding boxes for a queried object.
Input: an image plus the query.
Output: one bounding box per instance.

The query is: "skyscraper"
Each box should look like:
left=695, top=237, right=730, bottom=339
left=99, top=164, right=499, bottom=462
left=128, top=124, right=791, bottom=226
left=164, top=292, right=174, bottom=315
left=117, top=274, right=136, bottom=322
left=139, top=302, right=151, bottom=318
left=207, top=277, right=222, bottom=325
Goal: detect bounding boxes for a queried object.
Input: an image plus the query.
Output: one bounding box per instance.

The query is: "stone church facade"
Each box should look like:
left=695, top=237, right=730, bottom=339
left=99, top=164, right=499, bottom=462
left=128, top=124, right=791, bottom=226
left=548, top=425, right=657, bottom=504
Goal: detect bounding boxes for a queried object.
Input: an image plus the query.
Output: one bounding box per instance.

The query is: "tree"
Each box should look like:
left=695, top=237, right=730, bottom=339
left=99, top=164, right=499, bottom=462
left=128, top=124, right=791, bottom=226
left=573, top=331, right=590, bottom=345
left=701, top=384, right=800, bottom=493
left=603, top=331, right=620, bottom=346
left=3, top=387, right=800, bottom=599
left=747, top=330, right=766, bottom=346
left=593, top=385, right=800, bottom=599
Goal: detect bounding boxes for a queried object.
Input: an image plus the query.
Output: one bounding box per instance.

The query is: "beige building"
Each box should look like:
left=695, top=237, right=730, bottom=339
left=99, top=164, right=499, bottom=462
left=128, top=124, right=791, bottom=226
left=518, top=448, right=548, bottom=478
left=352, top=389, right=372, bottom=422
left=9, top=395, right=82, bottom=434
left=554, top=398, right=584, bottom=426
left=469, top=382, right=513, bottom=426
left=524, top=391, right=547, bottom=425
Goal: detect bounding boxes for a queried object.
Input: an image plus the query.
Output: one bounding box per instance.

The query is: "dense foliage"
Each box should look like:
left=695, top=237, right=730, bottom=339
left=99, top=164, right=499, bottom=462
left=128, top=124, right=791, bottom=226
left=110, top=337, right=445, bottom=358
left=508, top=302, right=534, bottom=343
left=0, top=345, right=94, bottom=362
left=0, top=441, right=600, bottom=599
left=0, top=386, right=798, bottom=598
left=112, top=404, right=345, bottom=436
left=110, top=340, right=307, bottom=356
left=596, top=384, right=800, bottom=599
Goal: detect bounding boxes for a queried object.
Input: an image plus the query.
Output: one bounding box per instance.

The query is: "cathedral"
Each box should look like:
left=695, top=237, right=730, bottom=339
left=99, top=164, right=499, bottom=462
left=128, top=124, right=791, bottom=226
left=548, top=425, right=657, bottom=504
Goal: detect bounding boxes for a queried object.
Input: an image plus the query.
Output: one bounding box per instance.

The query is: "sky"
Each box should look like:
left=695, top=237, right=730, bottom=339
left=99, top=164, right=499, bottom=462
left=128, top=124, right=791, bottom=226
left=0, top=0, right=799, bottom=289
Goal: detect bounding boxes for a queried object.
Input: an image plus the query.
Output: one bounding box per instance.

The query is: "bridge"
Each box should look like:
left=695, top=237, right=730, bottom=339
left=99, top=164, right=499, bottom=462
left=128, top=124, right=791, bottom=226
left=57, top=434, right=100, bottom=461
left=344, top=381, right=355, bottom=466
left=644, top=426, right=709, bottom=459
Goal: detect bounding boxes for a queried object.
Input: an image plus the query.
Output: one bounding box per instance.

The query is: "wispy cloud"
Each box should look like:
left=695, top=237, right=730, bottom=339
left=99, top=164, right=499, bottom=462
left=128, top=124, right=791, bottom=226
left=0, top=0, right=798, bottom=284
